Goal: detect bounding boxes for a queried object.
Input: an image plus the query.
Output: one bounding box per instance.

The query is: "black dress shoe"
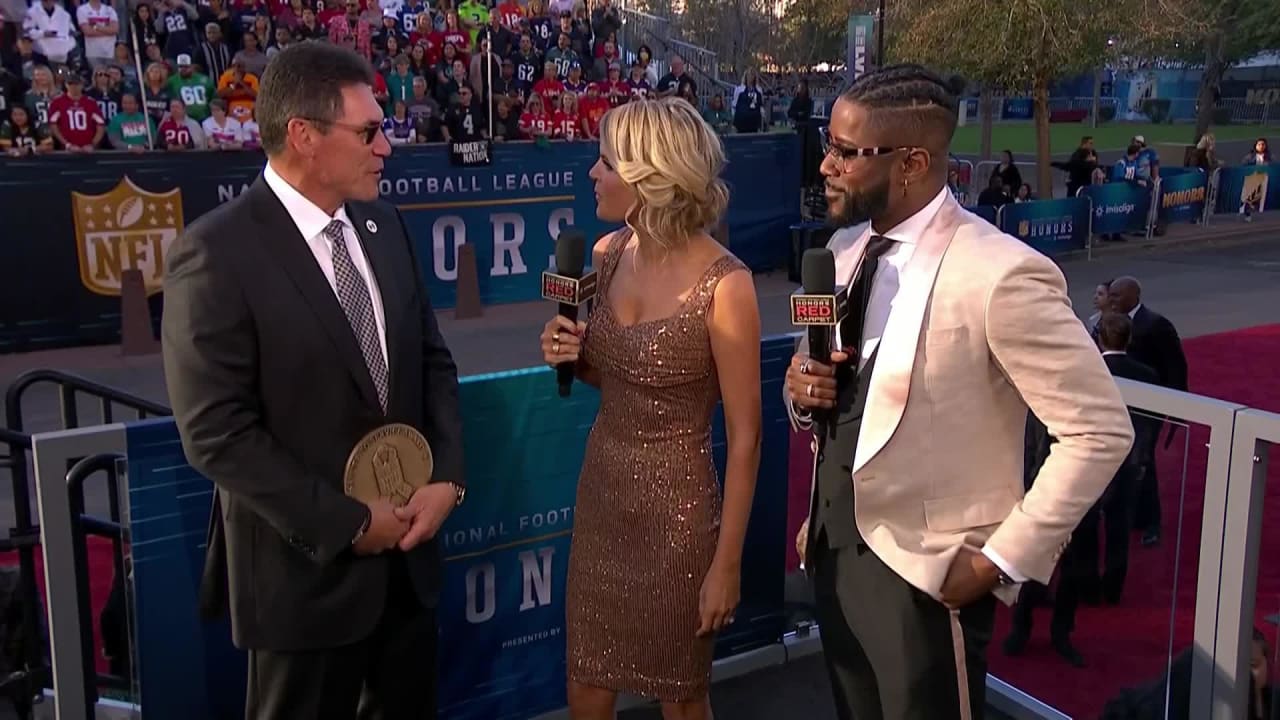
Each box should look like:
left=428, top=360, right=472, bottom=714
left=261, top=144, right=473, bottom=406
left=1003, top=630, right=1028, bottom=657
left=1052, top=635, right=1085, bottom=668
left=1141, top=531, right=1161, bottom=547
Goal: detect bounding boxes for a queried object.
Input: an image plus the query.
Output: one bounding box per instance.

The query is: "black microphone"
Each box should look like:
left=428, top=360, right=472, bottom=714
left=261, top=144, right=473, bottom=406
left=541, top=228, right=597, bottom=397
left=792, top=248, right=847, bottom=427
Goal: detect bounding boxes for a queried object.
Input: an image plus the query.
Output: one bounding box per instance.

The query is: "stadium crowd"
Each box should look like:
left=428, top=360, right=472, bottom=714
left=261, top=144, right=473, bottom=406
left=0, top=0, right=784, bottom=154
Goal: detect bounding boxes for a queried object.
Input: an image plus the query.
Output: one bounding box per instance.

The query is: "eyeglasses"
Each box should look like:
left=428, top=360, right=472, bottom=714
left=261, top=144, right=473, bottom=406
left=818, top=125, right=914, bottom=173
left=300, top=117, right=382, bottom=144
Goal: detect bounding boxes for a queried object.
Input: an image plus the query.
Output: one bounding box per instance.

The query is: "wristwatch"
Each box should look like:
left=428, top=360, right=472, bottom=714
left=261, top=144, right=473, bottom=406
left=449, top=482, right=466, bottom=507
left=351, top=507, right=372, bottom=545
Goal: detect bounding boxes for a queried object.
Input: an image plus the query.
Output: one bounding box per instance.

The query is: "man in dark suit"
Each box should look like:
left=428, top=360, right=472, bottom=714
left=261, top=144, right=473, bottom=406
left=1095, top=312, right=1161, bottom=602
left=161, top=42, right=464, bottom=720
left=1108, top=276, right=1188, bottom=546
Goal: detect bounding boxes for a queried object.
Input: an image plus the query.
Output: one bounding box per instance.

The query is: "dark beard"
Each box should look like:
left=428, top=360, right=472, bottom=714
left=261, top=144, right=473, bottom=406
left=826, top=176, right=891, bottom=229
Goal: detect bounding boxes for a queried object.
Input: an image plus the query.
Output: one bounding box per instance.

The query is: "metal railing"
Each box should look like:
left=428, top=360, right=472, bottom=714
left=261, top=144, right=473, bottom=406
left=0, top=370, right=167, bottom=712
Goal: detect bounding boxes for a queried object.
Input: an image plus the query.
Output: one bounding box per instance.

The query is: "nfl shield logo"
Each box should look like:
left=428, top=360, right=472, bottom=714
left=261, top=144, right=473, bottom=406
left=71, top=176, right=185, bottom=297
left=1017, top=220, right=1030, bottom=237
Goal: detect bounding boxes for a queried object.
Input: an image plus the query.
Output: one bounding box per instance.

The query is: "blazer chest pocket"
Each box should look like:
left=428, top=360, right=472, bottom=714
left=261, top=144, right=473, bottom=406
left=922, top=325, right=973, bottom=397
left=923, top=489, right=1014, bottom=533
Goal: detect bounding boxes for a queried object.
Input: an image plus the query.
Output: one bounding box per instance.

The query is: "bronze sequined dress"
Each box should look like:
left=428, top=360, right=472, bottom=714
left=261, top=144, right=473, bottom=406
left=566, top=230, right=746, bottom=702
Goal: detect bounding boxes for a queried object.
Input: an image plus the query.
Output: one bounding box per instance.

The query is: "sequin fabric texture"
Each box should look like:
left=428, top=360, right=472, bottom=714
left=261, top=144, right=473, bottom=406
left=566, top=230, right=746, bottom=701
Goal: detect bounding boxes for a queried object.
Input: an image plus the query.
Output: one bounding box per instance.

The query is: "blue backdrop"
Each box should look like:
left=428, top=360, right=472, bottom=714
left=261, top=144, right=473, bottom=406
left=1081, top=181, right=1152, bottom=235
left=998, top=196, right=1091, bottom=256
left=1158, top=169, right=1208, bottom=224
left=0, top=138, right=800, bottom=353
left=122, top=335, right=793, bottom=720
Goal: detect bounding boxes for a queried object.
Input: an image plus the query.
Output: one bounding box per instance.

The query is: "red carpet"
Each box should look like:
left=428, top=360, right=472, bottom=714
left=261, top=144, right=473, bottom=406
left=786, top=323, right=1280, bottom=719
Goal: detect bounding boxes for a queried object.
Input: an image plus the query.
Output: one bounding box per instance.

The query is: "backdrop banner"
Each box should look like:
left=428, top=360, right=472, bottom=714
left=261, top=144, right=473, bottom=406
left=1081, top=181, right=1152, bottom=236
left=1157, top=169, right=1208, bottom=224
left=1213, top=162, right=1280, bottom=216
left=0, top=138, right=800, bottom=353
left=998, top=196, right=1091, bottom=256
left=123, top=336, right=793, bottom=719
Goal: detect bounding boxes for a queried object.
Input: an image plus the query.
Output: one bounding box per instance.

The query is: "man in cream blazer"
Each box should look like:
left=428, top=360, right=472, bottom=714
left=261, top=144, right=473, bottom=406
left=788, top=65, right=1134, bottom=720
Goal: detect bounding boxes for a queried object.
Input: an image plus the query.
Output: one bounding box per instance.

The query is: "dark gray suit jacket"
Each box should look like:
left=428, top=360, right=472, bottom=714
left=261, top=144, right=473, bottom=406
left=161, top=174, right=463, bottom=652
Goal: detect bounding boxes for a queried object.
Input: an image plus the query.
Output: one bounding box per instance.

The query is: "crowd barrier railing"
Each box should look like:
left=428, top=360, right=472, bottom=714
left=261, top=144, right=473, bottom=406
left=994, top=195, right=1092, bottom=259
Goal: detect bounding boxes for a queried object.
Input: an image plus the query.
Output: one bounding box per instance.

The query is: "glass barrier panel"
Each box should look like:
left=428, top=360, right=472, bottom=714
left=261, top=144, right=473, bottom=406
left=989, top=409, right=1197, bottom=719
left=1254, top=441, right=1280, bottom=720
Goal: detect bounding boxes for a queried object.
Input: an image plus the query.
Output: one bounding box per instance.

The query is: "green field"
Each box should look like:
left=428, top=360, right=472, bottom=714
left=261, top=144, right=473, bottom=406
left=949, top=122, right=1274, bottom=156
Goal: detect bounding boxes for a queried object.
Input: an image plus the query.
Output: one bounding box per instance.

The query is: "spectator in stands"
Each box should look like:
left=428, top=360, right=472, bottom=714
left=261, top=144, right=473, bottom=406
left=489, top=94, right=519, bottom=140
left=22, top=0, right=76, bottom=65
left=250, top=14, right=274, bottom=51
left=86, top=66, right=121, bottom=134
left=395, top=0, right=426, bottom=36
left=9, top=33, right=50, bottom=83
left=203, top=97, right=243, bottom=149
left=625, top=62, right=650, bottom=101
left=130, top=4, right=158, bottom=52
left=677, top=81, right=698, bottom=108
left=269, top=25, right=294, bottom=58
left=295, top=7, right=324, bottom=40
left=240, top=104, right=259, bottom=148
left=139, top=61, right=170, bottom=123
left=167, top=53, right=215, bottom=121
left=634, top=43, right=657, bottom=85
left=233, top=28, right=269, bottom=76
left=111, top=43, right=139, bottom=89
left=534, top=59, right=564, bottom=107
left=589, top=0, right=619, bottom=55
left=157, top=96, right=205, bottom=149
left=49, top=73, right=105, bottom=151
left=563, top=61, right=587, bottom=97
left=275, top=0, right=307, bottom=32
left=1112, top=144, right=1147, bottom=185
left=157, top=0, right=200, bottom=62
left=977, top=174, right=1011, bottom=208
left=143, top=40, right=168, bottom=72
left=198, top=22, right=232, bottom=82
left=195, top=0, right=232, bottom=45
left=385, top=52, right=413, bottom=110
left=457, top=0, right=488, bottom=46
left=524, top=0, right=553, bottom=48
left=106, top=92, right=154, bottom=150
left=469, top=35, right=501, bottom=101
left=511, top=33, right=540, bottom=98
left=546, top=31, right=578, bottom=79
left=1241, top=138, right=1271, bottom=221
left=0, top=104, right=53, bottom=154
left=732, top=69, right=763, bottom=133
left=490, top=57, right=520, bottom=109
left=599, top=61, right=625, bottom=107
left=440, top=10, right=471, bottom=59
left=22, top=64, right=57, bottom=125
left=1052, top=135, right=1098, bottom=198
left=443, top=83, right=483, bottom=140
left=656, top=54, right=695, bottom=100
left=382, top=97, right=416, bottom=144
left=0, top=65, right=21, bottom=123
left=591, top=38, right=617, bottom=82
left=992, top=149, right=1021, bottom=194
left=406, top=75, right=441, bottom=142
left=481, top=11, right=514, bottom=58
left=519, top=90, right=550, bottom=138
left=1014, top=183, right=1034, bottom=203
left=77, top=0, right=119, bottom=70
left=551, top=88, right=577, bottom=139
left=495, top=0, right=523, bottom=31
left=562, top=10, right=591, bottom=58
left=786, top=79, right=812, bottom=126
left=578, top=80, right=605, bottom=137
left=702, top=92, right=731, bottom=134
left=373, top=34, right=402, bottom=74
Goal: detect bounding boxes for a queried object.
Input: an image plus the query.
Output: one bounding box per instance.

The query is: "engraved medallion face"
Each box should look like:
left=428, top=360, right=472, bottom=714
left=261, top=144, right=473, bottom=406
left=344, top=423, right=433, bottom=507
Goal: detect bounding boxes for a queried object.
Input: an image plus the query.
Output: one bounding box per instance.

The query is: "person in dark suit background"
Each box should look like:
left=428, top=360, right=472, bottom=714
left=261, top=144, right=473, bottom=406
left=1108, top=276, right=1188, bottom=547
left=161, top=42, right=465, bottom=720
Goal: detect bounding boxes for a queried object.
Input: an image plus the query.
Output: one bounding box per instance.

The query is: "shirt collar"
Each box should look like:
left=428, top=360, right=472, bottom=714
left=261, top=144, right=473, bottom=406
left=870, top=185, right=949, bottom=245
left=1128, top=303, right=1141, bottom=319
left=262, top=160, right=351, bottom=241
left=1102, top=350, right=1126, bottom=356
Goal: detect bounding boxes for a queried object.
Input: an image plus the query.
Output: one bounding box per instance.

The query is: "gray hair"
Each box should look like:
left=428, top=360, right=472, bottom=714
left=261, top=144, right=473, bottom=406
left=256, top=41, right=375, bottom=156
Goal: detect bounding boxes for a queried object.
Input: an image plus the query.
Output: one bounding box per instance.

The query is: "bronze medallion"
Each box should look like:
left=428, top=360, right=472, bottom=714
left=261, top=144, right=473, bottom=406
left=344, top=423, right=434, bottom=507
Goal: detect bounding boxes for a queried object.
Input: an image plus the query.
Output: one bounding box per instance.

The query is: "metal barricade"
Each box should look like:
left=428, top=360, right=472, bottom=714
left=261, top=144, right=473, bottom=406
left=1203, top=167, right=1222, bottom=227
left=1145, top=177, right=1161, bottom=241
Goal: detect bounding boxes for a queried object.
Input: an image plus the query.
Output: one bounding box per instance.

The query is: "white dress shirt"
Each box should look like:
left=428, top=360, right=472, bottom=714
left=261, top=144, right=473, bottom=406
left=840, top=186, right=1029, bottom=583
left=262, top=162, right=389, bottom=366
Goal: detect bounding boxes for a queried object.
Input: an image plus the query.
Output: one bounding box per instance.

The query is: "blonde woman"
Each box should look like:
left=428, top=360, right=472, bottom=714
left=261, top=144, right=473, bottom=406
left=539, top=97, right=762, bottom=719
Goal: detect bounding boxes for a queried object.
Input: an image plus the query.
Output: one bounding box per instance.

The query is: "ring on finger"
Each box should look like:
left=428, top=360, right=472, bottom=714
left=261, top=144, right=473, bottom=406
left=552, top=330, right=561, bottom=342
left=806, top=383, right=814, bottom=397
left=800, top=359, right=810, bottom=374
left=552, top=340, right=561, bottom=354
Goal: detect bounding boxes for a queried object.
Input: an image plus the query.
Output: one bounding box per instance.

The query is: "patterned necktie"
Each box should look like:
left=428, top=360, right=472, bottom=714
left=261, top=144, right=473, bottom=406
left=324, top=219, right=389, bottom=412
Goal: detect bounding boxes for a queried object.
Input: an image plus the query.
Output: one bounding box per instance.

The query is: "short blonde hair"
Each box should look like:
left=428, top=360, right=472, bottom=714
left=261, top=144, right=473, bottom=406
left=600, top=96, right=730, bottom=251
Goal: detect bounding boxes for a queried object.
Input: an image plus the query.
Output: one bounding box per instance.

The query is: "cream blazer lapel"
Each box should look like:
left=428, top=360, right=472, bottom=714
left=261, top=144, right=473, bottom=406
left=852, top=197, right=963, bottom=474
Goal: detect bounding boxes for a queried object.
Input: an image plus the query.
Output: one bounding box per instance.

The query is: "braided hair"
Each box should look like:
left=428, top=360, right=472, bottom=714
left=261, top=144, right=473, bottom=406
left=841, top=64, right=966, bottom=145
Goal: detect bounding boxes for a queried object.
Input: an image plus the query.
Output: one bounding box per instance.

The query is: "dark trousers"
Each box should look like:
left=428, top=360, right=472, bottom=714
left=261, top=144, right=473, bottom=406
left=1011, top=507, right=1099, bottom=640
left=811, top=533, right=996, bottom=720
left=1101, top=463, right=1142, bottom=599
left=245, top=555, right=438, bottom=720
left=1134, top=452, right=1161, bottom=536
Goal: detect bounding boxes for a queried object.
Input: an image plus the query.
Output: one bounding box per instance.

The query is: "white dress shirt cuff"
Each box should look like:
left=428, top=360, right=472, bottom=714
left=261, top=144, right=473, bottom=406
left=982, top=546, right=1028, bottom=584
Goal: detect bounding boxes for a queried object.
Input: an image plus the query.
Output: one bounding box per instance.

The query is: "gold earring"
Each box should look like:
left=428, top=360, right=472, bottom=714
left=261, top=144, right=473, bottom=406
left=902, top=179, right=909, bottom=197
